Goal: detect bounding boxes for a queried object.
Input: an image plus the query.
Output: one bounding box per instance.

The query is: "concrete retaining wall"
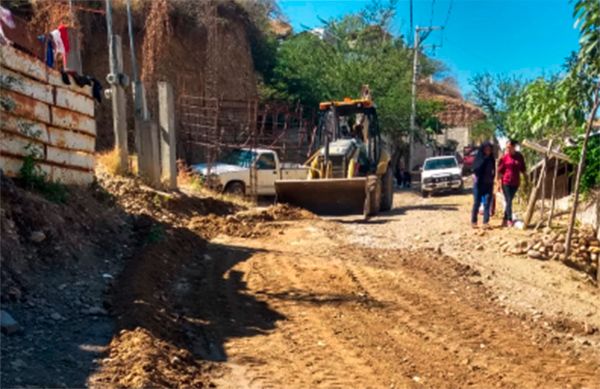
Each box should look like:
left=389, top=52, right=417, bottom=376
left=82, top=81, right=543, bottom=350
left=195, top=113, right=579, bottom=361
left=0, top=45, right=96, bottom=185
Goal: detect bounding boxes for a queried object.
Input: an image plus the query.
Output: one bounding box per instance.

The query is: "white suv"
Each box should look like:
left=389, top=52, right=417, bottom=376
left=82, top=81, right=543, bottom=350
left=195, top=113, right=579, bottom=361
left=420, top=156, right=463, bottom=197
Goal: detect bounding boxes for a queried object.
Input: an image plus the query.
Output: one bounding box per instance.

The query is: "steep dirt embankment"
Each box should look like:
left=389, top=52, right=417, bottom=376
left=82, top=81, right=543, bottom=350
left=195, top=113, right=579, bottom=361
left=1, top=158, right=312, bottom=388
left=88, top=184, right=313, bottom=387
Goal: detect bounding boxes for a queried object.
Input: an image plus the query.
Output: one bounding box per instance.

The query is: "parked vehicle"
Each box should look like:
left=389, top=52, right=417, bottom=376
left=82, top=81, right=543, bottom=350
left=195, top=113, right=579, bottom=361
left=275, top=91, right=393, bottom=216
left=420, top=156, right=463, bottom=197
left=192, top=148, right=308, bottom=196
left=461, top=146, right=478, bottom=174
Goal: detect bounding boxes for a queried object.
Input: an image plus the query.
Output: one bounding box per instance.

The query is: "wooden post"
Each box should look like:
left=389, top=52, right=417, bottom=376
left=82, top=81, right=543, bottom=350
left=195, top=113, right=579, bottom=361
left=158, top=82, right=177, bottom=189
left=547, top=157, right=559, bottom=228
left=525, top=140, right=553, bottom=228
left=566, top=86, right=600, bottom=259
left=109, top=35, right=128, bottom=173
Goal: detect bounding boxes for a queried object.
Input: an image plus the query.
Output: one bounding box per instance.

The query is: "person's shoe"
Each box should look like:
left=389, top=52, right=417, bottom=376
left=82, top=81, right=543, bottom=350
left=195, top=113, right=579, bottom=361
left=482, top=223, right=491, bottom=230
left=471, top=223, right=478, bottom=228
left=506, top=220, right=514, bottom=228
left=501, top=219, right=508, bottom=227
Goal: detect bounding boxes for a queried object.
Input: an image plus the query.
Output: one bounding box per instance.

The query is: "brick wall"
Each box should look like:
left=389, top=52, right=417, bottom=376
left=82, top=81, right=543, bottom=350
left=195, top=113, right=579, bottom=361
left=0, top=45, right=96, bottom=185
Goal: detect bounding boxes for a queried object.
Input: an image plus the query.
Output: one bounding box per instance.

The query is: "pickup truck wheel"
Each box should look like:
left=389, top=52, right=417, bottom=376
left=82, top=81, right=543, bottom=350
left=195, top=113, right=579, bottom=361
left=380, top=166, right=394, bottom=211
left=421, top=190, right=430, bottom=198
left=225, top=181, right=245, bottom=196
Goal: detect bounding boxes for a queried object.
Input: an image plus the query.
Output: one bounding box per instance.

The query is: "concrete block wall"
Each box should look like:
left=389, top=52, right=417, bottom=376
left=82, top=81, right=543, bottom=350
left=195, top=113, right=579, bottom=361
left=0, top=45, right=96, bottom=185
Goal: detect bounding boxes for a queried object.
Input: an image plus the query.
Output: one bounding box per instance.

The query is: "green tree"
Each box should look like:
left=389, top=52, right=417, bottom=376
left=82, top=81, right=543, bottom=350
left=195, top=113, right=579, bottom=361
left=468, top=73, right=523, bottom=136
left=266, top=0, right=443, bottom=141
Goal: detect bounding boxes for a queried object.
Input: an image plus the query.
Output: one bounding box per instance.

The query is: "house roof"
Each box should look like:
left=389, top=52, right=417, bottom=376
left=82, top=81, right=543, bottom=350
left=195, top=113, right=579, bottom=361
left=418, top=80, right=486, bottom=128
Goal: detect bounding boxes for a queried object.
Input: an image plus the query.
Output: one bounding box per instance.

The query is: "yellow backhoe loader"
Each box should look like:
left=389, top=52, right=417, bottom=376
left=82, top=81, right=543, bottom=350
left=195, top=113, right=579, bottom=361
left=275, top=88, right=394, bottom=216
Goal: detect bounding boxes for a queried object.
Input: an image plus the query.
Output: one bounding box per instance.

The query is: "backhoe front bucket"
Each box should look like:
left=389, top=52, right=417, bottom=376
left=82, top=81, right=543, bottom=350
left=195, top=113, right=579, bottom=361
left=275, top=178, right=368, bottom=215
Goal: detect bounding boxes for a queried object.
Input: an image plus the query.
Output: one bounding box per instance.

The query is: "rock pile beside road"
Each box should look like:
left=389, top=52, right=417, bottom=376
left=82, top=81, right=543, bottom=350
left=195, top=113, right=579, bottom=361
left=500, top=227, right=599, bottom=277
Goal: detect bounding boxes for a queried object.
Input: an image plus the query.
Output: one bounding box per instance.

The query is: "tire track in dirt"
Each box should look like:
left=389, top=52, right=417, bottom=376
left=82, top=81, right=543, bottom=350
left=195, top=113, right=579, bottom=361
left=206, top=223, right=600, bottom=389
left=335, top=248, right=600, bottom=388
left=222, top=251, right=385, bottom=388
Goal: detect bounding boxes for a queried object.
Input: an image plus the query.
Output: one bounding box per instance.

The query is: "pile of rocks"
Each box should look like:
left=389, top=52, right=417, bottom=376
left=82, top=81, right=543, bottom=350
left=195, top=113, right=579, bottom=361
left=500, top=227, right=599, bottom=276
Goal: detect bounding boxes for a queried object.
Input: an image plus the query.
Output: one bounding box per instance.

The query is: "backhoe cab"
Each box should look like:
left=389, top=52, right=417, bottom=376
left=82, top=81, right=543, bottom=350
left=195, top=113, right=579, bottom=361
left=275, top=86, right=394, bottom=216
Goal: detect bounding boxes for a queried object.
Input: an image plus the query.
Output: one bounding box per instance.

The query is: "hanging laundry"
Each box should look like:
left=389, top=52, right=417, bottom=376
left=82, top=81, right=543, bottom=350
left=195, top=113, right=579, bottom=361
left=50, top=24, right=70, bottom=65
left=46, top=36, right=54, bottom=67
left=60, top=70, right=71, bottom=85
left=0, top=6, right=15, bottom=46
left=38, top=34, right=55, bottom=67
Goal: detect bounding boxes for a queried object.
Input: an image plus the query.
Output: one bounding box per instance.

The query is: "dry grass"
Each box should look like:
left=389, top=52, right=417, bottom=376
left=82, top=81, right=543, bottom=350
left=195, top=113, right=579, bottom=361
left=96, top=149, right=123, bottom=176
left=176, top=160, right=251, bottom=208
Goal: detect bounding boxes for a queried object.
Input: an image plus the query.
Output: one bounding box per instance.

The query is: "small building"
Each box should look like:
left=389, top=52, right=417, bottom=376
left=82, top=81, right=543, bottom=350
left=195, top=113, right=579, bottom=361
left=411, top=79, right=486, bottom=170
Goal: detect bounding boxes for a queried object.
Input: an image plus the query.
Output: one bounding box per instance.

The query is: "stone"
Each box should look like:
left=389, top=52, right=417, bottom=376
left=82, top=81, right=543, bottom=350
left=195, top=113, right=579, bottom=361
left=527, top=250, right=545, bottom=260
left=0, top=310, right=20, bottom=334
left=30, top=230, right=46, bottom=243
left=475, top=245, right=484, bottom=251
left=50, top=312, right=63, bottom=321
left=84, top=306, right=108, bottom=316
left=553, top=243, right=565, bottom=253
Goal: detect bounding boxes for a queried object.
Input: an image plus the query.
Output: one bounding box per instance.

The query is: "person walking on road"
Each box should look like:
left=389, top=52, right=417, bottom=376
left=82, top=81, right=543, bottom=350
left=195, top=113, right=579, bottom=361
left=471, top=141, right=496, bottom=228
left=497, top=139, right=527, bottom=227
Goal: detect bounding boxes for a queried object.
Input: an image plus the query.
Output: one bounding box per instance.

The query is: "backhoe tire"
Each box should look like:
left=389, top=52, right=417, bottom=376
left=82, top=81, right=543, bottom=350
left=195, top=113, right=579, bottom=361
left=225, top=181, right=245, bottom=196
left=363, top=175, right=381, bottom=218
left=380, top=166, right=394, bottom=212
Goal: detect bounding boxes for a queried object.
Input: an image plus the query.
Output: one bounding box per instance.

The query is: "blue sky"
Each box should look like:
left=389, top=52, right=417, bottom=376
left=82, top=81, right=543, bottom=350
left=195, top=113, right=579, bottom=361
left=278, top=0, right=580, bottom=95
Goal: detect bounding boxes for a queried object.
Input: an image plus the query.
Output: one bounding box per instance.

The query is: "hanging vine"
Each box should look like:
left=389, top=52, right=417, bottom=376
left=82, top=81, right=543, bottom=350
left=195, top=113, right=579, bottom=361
left=141, top=0, right=172, bottom=87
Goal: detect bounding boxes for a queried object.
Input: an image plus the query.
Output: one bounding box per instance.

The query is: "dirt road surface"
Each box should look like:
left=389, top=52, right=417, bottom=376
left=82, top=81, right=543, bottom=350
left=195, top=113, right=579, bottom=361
left=190, top=190, right=600, bottom=388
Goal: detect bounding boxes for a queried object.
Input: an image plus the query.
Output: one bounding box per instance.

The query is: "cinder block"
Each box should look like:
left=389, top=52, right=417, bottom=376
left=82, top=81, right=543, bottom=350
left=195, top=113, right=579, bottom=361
left=0, top=89, right=50, bottom=123
left=0, top=154, right=52, bottom=178
left=55, top=87, right=94, bottom=117
left=0, top=67, right=53, bottom=104
left=0, top=130, right=45, bottom=158
left=0, top=113, right=49, bottom=143
left=51, top=106, right=96, bottom=136
left=0, top=45, right=47, bottom=82
left=48, top=126, right=95, bottom=153
left=46, top=145, right=94, bottom=170
left=51, top=165, right=94, bottom=184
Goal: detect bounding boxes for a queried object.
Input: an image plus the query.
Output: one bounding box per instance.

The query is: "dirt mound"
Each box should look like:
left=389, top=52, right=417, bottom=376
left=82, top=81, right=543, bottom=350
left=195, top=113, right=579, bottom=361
left=90, top=223, right=215, bottom=388
left=96, top=167, right=242, bottom=227
left=89, top=328, right=211, bottom=388
left=187, top=204, right=315, bottom=240
left=238, top=203, right=316, bottom=222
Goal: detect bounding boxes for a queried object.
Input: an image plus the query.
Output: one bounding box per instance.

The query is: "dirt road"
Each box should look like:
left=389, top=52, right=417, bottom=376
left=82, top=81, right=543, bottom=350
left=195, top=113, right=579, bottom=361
left=187, top=190, right=600, bottom=388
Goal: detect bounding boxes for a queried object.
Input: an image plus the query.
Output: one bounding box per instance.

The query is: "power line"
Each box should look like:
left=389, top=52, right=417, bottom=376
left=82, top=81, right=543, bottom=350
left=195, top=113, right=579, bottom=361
left=440, top=0, right=454, bottom=47
left=429, top=0, right=437, bottom=27
left=409, top=0, right=414, bottom=46
left=443, top=0, right=454, bottom=27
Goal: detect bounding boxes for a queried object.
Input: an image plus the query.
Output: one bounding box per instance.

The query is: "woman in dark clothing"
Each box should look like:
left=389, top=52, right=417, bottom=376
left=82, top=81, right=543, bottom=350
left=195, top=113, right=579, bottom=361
left=471, top=141, right=496, bottom=228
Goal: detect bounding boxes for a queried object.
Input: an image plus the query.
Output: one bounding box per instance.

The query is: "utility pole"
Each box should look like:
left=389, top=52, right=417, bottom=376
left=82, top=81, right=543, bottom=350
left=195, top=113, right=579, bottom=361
left=408, top=25, right=443, bottom=173
left=105, top=0, right=129, bottom=173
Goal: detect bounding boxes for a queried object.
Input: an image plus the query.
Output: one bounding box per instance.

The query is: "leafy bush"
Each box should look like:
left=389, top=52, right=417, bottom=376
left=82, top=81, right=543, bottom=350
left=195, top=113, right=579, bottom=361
left=565, top=135, right=600, bottom=194
left=19, top=154, right=68, bottom=204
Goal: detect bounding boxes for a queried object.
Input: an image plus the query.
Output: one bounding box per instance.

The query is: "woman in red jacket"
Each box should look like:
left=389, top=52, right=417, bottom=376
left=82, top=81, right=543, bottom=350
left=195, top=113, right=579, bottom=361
left=497, top=140, right=527, bottom=227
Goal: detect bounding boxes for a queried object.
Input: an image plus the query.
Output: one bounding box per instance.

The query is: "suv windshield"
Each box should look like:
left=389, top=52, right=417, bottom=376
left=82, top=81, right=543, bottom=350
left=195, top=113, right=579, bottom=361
left=221, top=149, right=256, bottom=167
left=424, top=157, right=457, bottom=171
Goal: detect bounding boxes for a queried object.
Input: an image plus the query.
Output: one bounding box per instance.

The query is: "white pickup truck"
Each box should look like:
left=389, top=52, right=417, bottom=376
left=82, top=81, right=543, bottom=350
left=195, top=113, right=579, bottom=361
left=192, top=148, right=308, bottom=196
left=420, top=156, right=464, bottom=197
